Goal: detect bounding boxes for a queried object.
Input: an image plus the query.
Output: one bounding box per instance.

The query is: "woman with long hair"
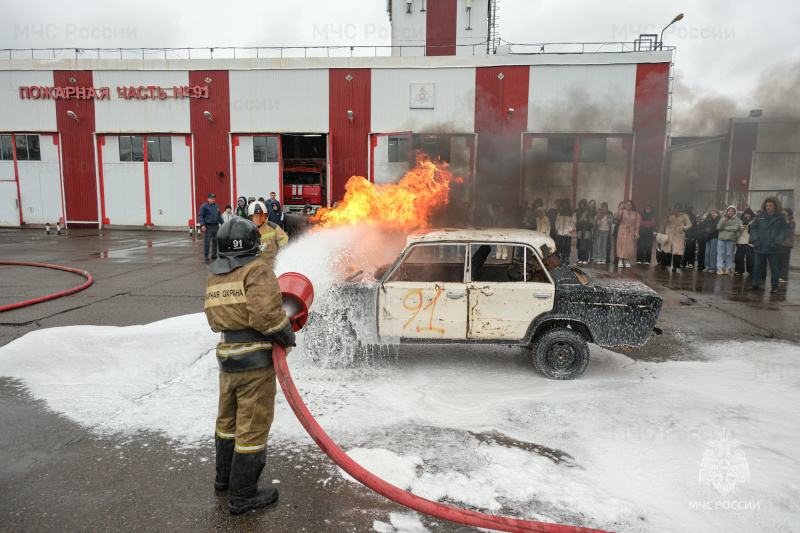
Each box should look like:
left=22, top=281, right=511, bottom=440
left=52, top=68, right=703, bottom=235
left=661, top=203, right=693, bottom=272
left=637, top=205, right=655, bottom=265
left=614, top=200, right=640, bottom=268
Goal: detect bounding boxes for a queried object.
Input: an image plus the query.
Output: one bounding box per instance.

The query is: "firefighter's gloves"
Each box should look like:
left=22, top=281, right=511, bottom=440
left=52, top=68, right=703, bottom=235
left=270, top=321, right=297, bottom=350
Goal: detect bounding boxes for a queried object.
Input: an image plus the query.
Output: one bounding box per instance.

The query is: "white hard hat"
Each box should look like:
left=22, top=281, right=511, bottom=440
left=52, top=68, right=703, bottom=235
left=248, top=201, right=268, bottom=217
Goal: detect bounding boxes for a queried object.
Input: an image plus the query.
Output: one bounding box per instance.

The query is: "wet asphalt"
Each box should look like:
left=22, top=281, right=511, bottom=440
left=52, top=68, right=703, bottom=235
left=0, top=227, right=798, bottom=532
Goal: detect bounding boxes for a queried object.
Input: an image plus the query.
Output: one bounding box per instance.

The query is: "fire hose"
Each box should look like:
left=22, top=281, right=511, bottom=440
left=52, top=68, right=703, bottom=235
left=0, top=262, right=93, bottom=313
left=272, top=343, right=609, bottom=533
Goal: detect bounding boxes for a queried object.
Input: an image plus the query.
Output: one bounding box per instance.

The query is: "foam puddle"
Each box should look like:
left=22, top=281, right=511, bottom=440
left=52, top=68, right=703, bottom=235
left=1, top=227, right=798, bottom=532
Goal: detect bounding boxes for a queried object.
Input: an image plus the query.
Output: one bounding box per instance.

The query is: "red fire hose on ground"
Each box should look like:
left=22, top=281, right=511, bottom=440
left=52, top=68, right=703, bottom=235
left=0, top=262, right=93, bottom=313
left=273, top=273, right=609, bottom=533
left=272, top=345, right=607, bottom=533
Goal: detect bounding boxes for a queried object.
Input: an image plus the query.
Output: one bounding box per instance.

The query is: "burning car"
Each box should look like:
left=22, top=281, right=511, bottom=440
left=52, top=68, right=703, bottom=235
left=303, top=228, right=662, bottom=379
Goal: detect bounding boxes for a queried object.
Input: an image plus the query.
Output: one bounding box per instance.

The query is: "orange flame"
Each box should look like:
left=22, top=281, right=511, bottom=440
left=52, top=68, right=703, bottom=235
left=311, top=155, right=463, bottom=231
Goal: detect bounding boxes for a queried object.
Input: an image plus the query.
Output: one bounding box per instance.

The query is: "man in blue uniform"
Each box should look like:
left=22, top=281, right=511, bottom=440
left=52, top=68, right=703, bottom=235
left=199, top=193, right=225, bottom=260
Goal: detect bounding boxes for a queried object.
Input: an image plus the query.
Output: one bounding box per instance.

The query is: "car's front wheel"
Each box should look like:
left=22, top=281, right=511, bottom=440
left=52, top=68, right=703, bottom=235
left=532, top=328, right=590, bottom=380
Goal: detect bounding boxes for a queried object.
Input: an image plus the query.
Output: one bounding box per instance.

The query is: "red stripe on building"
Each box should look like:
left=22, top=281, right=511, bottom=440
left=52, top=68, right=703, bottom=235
left=328, top=68, right=371, bottom=204
left=727, top=123, right=757, bottom=191
left=189, top=71, right=231, bottom=210
left=95, top=136, right=109, bottom=225
left=474, top=66, right=529, bottom=208
left=426, top=0, right=458, bottom=56
left=632, top=63, right=670, bottom=211
left=53, top=134, right=67, bottom=225
left=231, top=135, right=239, bottom=200
left=11, top=134, right=23, bottom=225
left=186, top=136, right=196, bottom=226
left=142, top=136, right=154, bottom=226
left=54, top=70, right=98, bottom=226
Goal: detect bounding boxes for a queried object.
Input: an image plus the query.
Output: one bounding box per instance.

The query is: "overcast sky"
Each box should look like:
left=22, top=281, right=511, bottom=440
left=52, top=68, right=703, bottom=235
left=3, top=0, right=799, bottom=135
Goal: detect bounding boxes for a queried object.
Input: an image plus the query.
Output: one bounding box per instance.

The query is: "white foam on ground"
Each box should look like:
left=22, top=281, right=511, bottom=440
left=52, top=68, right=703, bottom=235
left=1, top=228, right=798, bottom=532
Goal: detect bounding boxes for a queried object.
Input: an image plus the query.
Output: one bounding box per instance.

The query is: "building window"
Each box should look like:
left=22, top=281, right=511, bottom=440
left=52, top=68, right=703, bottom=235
left=578, top=137, right=607, bottom=163
left=146, top=136, right=172, bottom=162
left=0, top=134, right=40, bottom=161
left=253, top=136, right=279, bottom=163
left=546, top=137, right=608, bottom=163
left=388, top=134, right=410, bottom=163
left=119, top=136, right=144, bottom=162
left=546, top=137, right=575, bottom=163
left=0, top=135, right=13, bottom=160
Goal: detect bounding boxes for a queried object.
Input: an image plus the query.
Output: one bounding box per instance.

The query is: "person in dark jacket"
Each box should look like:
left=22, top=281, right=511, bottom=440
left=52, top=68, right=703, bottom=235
left=611, top=201, right=625, bottom=266
left=199, top=193, right=225, bottom=260
left=734, top=208, right=756, bottom=277
left=746, top=197, right=791, bottom=293
left=702, top=209, right=721, bottom=272
left=546, top=199, right=561, bottom=239
left=268, top=192, right=282, bottom=212
left=681, top=205, right=698, bottom=269
left=267, top=201, right=285, bottom=229
left=576, top=199, right=588, bottom=254
left=520, top=206, right=536, bottom=231
left=576, top=207, right=593, bottom=264
left=235, top=196, right=248, bottom=218
left=778, top=208, right=794, bottom=283
left=637, top=205, right=656, bottom=265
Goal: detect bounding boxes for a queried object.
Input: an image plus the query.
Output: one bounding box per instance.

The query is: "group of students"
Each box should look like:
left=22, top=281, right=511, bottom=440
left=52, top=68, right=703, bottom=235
left=517, top=198, right=657, bottom=268
left=514, top=196, right=795, bottom=287
left=228, top=193, right=286, bottom=229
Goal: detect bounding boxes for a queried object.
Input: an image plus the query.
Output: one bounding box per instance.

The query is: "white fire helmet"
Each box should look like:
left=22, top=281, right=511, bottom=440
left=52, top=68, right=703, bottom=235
left=248, top=201, right=268, bottom=218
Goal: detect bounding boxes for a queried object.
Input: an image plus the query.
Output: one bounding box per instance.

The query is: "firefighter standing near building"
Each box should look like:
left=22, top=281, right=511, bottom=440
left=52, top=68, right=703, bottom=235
left=204, top=217, right=296, bottom=515
left=248, top=200, right=289, bottom=268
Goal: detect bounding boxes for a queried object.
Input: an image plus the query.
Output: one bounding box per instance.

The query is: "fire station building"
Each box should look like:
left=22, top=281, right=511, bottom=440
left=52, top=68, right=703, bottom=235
left=0, top=1, right=673, bottom=228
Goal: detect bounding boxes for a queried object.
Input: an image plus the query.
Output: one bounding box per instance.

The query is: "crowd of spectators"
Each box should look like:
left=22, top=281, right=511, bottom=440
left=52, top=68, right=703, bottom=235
left=470, top=196, right=795, bottom=287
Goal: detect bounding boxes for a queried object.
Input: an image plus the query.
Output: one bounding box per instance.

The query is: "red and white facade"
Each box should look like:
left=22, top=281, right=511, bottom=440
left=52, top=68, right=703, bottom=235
left=0, top=49, right=672, bottom=228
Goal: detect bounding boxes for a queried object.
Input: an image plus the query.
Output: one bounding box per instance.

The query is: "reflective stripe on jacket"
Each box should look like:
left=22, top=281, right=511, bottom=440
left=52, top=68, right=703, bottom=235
left=204, top=259, right=288, bottom=372
left=257, top=220, right=289, bottom=268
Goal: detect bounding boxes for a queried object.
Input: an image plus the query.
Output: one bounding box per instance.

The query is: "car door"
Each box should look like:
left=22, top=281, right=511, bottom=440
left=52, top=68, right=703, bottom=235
left=378, top=243, right=469, bottom=340
left=466, top=243, right=555, bottom=340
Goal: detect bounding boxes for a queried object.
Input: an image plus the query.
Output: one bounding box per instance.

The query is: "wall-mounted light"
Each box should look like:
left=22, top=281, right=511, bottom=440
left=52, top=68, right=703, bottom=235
left=507, top=108, right=515, bottom=122
left=347, top=110, right=354, bottom=123
left=66, top=110, right=80, bottom=123
left=203, top=111, right=214, bottom=123
left=406, top=0, right=412, bottom=13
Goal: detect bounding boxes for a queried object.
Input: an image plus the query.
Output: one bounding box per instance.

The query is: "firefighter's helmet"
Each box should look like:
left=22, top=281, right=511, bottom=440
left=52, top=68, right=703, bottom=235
left=248, top=201, right=268, bottom=217
left=218, top=218, right=260, bottom=257
left=209, top=218, right=261, bottom=274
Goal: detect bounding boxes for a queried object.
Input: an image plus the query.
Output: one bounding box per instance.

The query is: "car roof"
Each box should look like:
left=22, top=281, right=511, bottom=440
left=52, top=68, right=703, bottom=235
left=408, top=228, right=556, bottom=248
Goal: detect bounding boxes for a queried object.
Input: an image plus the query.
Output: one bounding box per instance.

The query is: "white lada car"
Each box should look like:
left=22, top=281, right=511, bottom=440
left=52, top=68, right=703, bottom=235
left=303, top=228, right=662, bottom=379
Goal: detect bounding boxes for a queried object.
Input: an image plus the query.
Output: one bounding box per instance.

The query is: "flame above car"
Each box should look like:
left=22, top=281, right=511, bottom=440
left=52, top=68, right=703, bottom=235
left=310, top=155, right=463, bottom=231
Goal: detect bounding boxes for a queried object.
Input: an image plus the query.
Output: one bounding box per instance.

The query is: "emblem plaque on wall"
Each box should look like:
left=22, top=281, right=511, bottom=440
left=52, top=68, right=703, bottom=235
left=409, top=83, right=435, bottom=109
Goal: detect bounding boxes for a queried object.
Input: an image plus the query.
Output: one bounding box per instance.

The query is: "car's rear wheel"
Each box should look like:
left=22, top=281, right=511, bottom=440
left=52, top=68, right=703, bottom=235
left=532, top=328, right=590, bottom=380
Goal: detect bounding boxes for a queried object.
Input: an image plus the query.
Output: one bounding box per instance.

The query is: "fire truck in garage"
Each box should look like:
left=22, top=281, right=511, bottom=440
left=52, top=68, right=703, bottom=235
left=281, top=134, right=326, bottom=213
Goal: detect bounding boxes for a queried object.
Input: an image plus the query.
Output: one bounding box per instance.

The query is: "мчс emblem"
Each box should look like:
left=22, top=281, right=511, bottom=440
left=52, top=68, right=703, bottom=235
left=699, top=428, right=750, bottom=496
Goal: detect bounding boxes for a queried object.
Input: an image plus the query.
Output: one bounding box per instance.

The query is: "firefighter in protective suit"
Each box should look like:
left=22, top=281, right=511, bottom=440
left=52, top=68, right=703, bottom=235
left=204, top=217, right=296, bottom=515
left=248, top=201, right=289, bottom=269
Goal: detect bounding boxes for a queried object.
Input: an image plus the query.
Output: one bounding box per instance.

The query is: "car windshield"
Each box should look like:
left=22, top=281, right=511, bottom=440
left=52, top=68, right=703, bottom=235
left=387, top=244, right=466, bottom=283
